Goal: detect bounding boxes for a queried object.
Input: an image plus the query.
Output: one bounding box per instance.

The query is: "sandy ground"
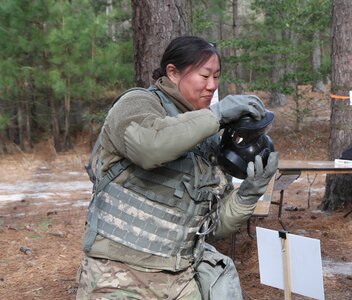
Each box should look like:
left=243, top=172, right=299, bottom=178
left=0, top=89, right=351, bottom=299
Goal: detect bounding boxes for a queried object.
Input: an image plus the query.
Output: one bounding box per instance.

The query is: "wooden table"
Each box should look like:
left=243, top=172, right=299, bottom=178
left=231, top=159, right=352, bottom=259
left=278, top=159, right=352, bottom=175
left=273, top=160, right=352, bottom=230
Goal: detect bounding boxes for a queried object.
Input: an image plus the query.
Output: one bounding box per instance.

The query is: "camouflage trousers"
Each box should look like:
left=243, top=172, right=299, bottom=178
left=76, top=255, right=202, bottom=300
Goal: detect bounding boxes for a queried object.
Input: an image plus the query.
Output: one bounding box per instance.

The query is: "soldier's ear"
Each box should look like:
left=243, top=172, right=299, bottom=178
left=166, top=64, right=181, bottom=85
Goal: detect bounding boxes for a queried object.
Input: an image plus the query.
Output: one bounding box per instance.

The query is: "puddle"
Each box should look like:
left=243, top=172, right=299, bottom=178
left=0, top=171, right=92, bottom=208
left=0, top=181, right=91, bottom=200
left=0, top=200, right=89, bottom=218
left=323, top=260, right=352, bottom=276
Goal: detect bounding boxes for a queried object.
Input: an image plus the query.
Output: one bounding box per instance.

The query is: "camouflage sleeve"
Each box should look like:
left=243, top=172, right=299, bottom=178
left=213, top=190, right=257, bottom=239
left=103, top=90, right=219, bottom=169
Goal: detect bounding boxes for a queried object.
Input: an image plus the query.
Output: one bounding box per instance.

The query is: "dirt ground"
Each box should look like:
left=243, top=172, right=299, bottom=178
left=1, top=88, right=352, bottom=300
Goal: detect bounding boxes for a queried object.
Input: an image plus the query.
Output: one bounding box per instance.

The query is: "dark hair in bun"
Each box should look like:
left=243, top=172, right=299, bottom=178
left=152, top=36, right=221, bottom=80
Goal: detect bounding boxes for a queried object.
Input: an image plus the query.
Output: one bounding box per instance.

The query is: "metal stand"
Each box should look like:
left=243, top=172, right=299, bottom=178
left=271, top=189, right=288, bottom=231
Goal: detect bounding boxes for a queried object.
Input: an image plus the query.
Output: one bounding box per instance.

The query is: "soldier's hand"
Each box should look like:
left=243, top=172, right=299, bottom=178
left=209, top=95, right=266, bottom=127
left=236, top=152, right=278, bottom=205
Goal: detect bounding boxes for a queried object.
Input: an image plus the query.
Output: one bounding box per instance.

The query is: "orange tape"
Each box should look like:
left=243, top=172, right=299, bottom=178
left=330, top=93, right=350, bottom=99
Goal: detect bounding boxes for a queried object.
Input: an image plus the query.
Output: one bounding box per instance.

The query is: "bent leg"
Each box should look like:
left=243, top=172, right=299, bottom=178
left=76, top=255, right=201, bottom=300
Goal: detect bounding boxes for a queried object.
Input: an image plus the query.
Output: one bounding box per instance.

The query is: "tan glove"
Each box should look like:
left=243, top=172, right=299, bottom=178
left=236, top=152, right=278, bottom=205
left=209, top=95, right=266, bottom=127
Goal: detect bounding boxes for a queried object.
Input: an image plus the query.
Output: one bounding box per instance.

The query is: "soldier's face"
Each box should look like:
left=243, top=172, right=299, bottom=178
left=172, top=54, right=220, bottom=109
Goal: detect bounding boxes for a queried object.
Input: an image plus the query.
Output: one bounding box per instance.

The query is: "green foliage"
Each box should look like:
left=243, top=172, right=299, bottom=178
left=0, top=114, right=9, bottom=130
left=0, top=0, right=333, bottom=146
left=320, top=54, right=331, bottom=80
left=27, top=233, right=42, bottom=239
left=38, top=218, right=52, bottom=231
left=192, top=0, right=229, bottom=36
left=0, top=0, right=133, bottom=146
left=217, top=0, right=331, bottom=95
left=192, top=4, right=216, bottom=34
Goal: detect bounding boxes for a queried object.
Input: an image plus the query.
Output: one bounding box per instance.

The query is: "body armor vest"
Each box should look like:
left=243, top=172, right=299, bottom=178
left=84, top=88, right=224, bottom=265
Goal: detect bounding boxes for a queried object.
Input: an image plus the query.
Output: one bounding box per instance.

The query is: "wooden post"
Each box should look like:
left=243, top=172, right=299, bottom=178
left=279, top=231, right=292, bottom=300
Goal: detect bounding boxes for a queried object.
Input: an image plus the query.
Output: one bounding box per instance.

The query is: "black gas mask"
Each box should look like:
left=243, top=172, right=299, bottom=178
left=217, top=110, right=275, bottom=179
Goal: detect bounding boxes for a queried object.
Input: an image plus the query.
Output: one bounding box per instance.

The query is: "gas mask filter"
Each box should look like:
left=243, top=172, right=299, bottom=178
left=217, top=110, right=275, bottom=179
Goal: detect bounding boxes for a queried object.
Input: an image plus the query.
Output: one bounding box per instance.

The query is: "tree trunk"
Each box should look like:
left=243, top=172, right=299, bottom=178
left=322, top=0, right=352, bottom=210
left=25, top=89, right=33, bottom=150
left=232, top=0, right=243, bottom=95
left=270, top=91, right=288, bottom=107
left=131, top=0, right=192, bottom=88
left=106, top=0, right=117, bottom=41
left=270, top=63, right=288, bottom=106
left=284, top=30, right=297, bottom=90
left=0, top=131, right=7, bottom=154
left=0, top=114, right=8, bottom=154
left=312, top=31, right=326, bottom=93
left=42, top=46, right=61, bottom=153
left=48, top=90, right=61, bottom=153
left=269, top=31, right=288, bottom=107
left=17, top=100, right=25, bottom=151
left=63, top=87, right=72, bottom=151
left=8, top=107, right=18, bottom=147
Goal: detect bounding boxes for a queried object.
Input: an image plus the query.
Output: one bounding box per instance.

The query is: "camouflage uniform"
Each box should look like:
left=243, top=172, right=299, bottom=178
left=76, top=255, right=201, bottom=299
left=77, top=77, right=259, bottom=299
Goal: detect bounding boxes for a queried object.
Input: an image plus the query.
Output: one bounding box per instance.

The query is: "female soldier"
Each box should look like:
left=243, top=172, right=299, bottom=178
left=76, top=35, right=278, bottom=299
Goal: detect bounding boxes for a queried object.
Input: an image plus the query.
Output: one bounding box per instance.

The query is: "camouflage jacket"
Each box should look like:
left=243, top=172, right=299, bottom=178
left=83, top=77, right=257, bottom=272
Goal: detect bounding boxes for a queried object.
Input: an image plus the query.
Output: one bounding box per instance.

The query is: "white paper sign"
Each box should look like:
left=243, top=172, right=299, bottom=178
left=256, top=227, right=325, bottom=300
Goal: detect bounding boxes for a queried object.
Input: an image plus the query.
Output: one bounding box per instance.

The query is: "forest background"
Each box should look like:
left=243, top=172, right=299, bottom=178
left=0, top=0, right=331, bottom=152
left=1, top=0, right=352, bottom=211
left=1, top=1, right=352, bottom=299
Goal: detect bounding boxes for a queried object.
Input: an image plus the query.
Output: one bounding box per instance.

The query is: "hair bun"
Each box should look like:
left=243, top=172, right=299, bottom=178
left=152, top=68, right=164, bottom=80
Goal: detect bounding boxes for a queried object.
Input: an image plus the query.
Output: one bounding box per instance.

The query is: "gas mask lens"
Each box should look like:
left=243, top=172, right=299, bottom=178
left=217, top=110, right=275, bottom=179
left=228, top=118, right=273, bottom=148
